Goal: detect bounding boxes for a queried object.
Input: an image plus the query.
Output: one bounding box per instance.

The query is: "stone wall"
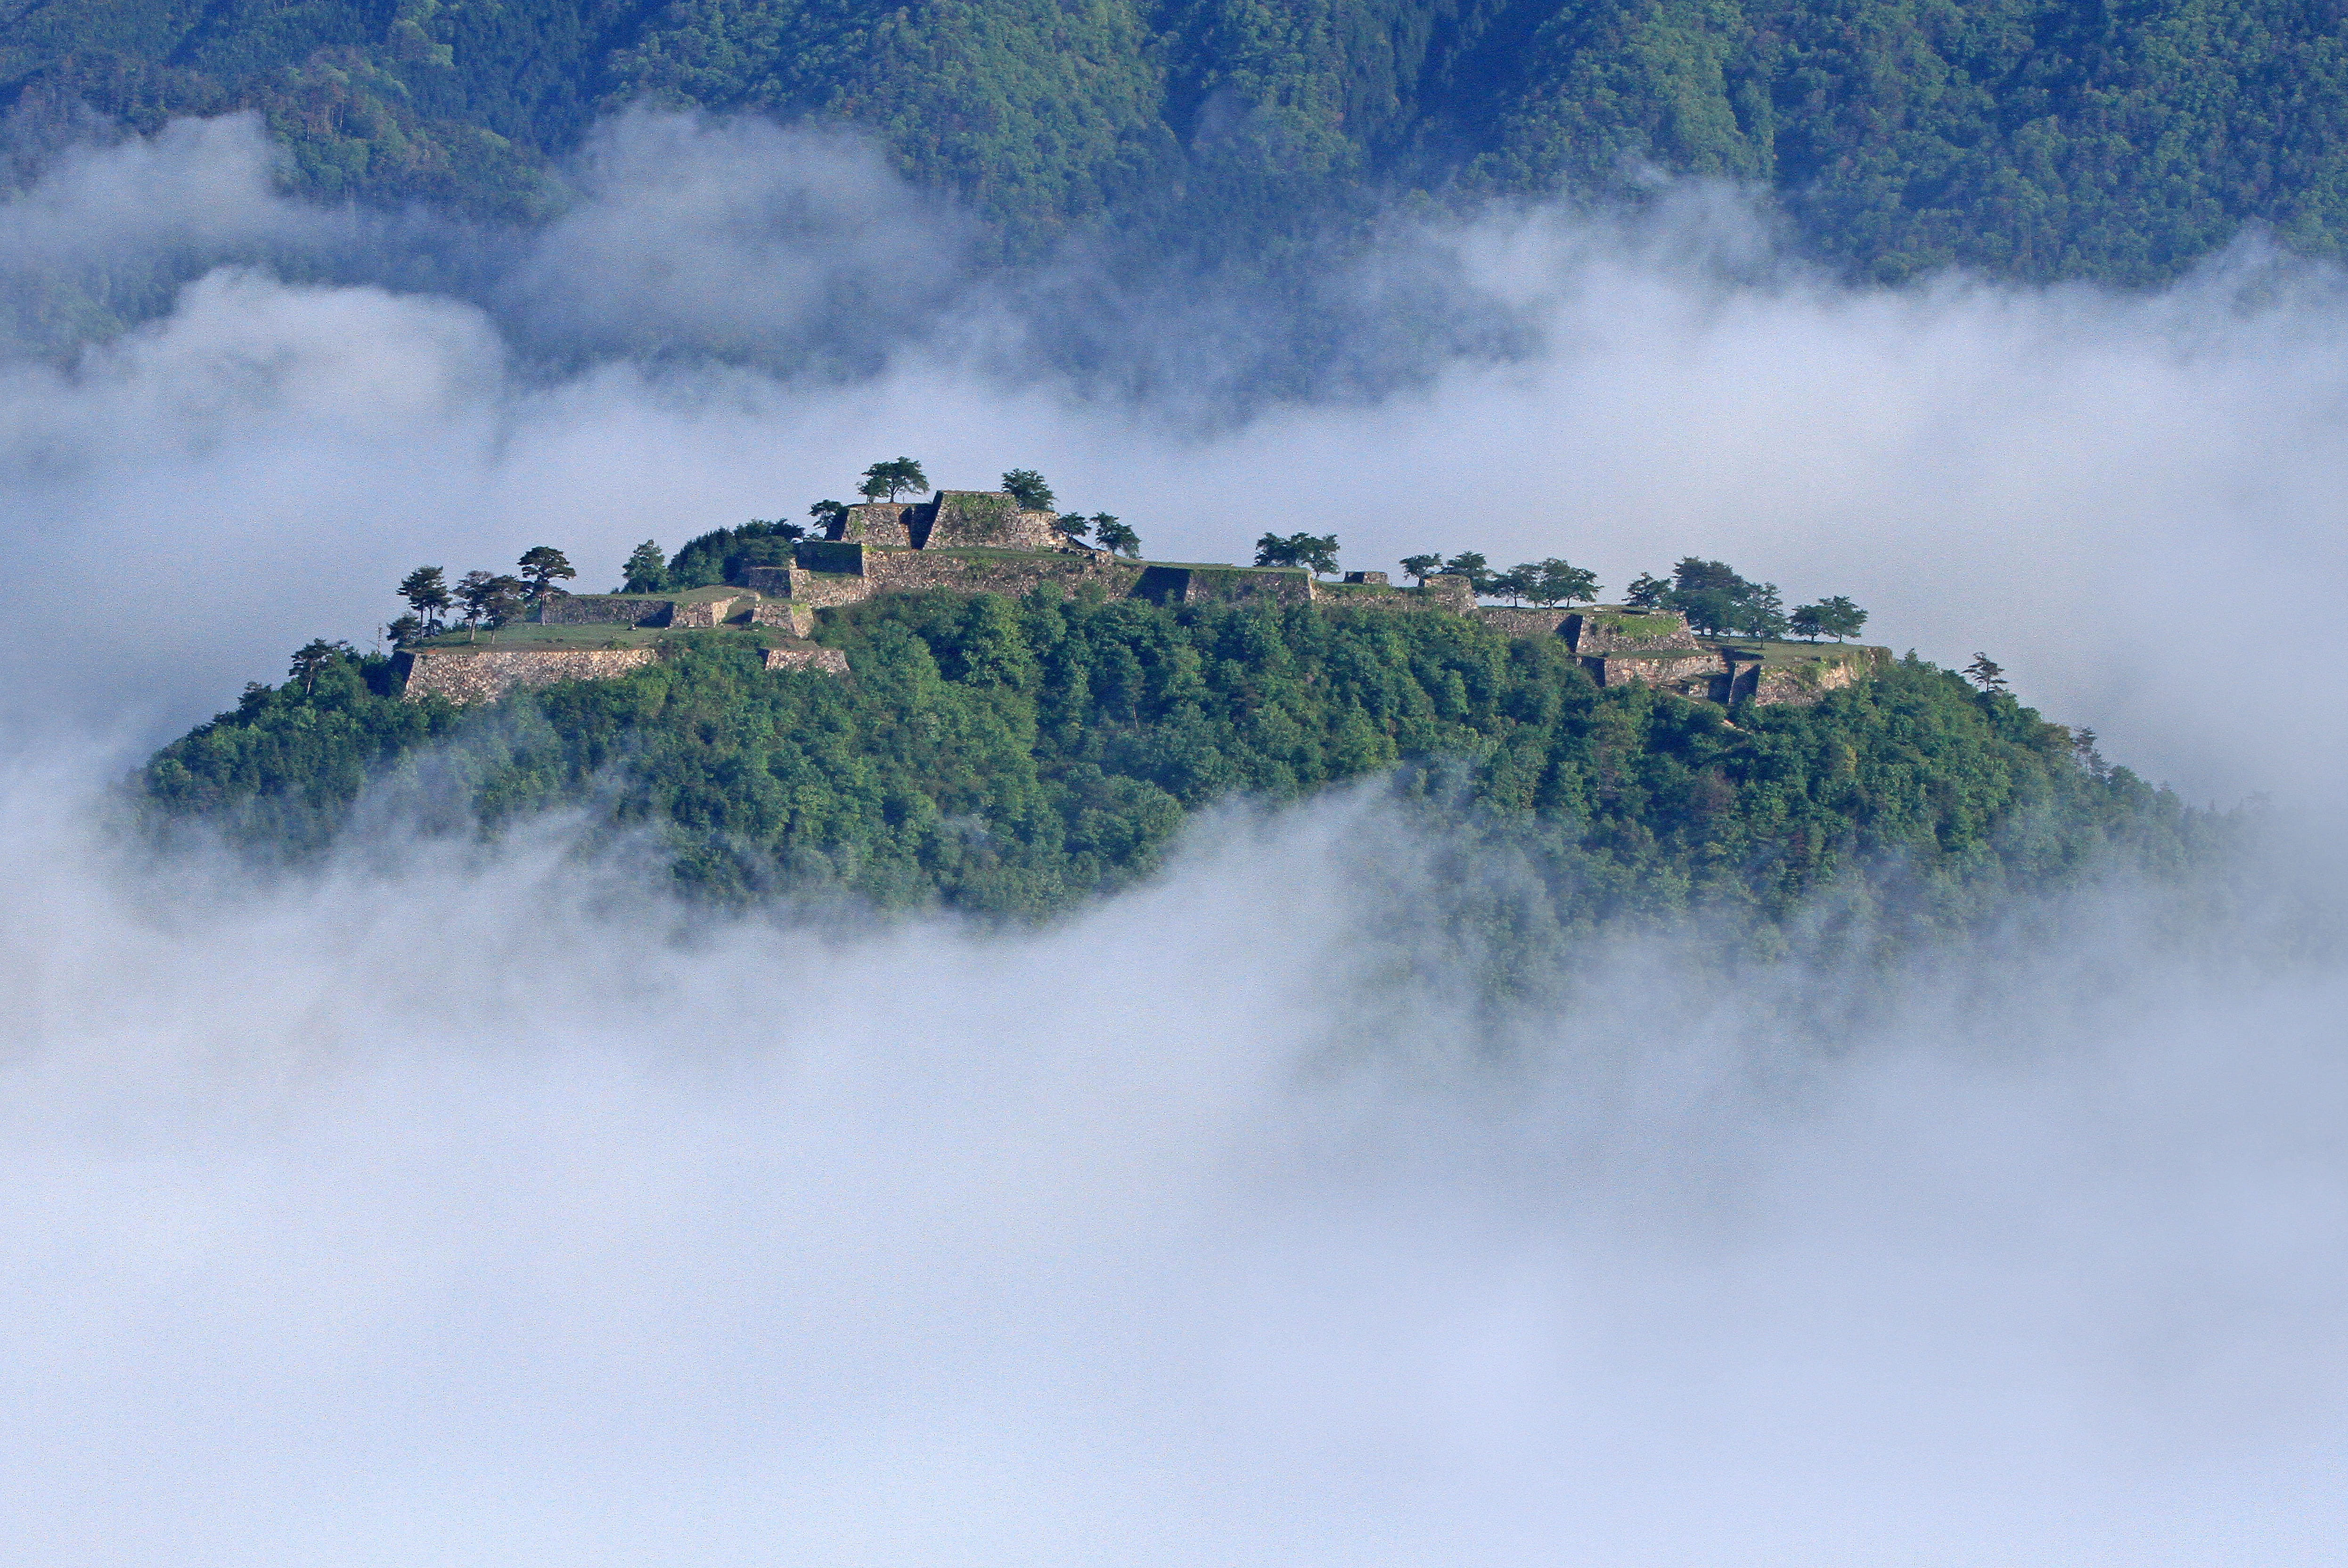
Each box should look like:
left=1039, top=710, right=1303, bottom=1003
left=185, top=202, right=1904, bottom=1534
left=751, top=600, right=816, bottom=636
left=744, top=564, right=873, bottom=609
left=542, top=595, right=673, bottom=627
left=838, top=503, right=919, bottom=546
left=1563, top=609, right=1699, bottom=653
left=863, top=547, right=1144, bottom=598
left=1477, top=608, right=1572, bottom=639
left=401, top=647, right=658, bottom=705
left=1132, top=564, right=1314, bottom=606
left=764, top=644, right=850, bottom=676
left=1749, top=649, right=1884, bottom=706
left=1580, top=650, right=1722, bottom=690
left=923, top=492, right=1065, bottom=549
left=668, top=594, right=747, bottom=628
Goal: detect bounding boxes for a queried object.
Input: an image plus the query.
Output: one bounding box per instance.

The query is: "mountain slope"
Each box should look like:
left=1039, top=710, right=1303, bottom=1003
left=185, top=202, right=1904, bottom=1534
left=8, top=0, right=2348, bottom=277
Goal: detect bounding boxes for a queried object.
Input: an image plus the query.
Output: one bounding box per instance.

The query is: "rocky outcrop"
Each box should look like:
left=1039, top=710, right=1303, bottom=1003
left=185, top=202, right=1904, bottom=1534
left=401, top=647, right=658, bottom=704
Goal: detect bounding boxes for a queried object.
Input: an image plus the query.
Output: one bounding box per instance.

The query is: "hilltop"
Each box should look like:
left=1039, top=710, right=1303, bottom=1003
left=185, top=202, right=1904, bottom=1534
left=139, top=474, right=2201, bottom=933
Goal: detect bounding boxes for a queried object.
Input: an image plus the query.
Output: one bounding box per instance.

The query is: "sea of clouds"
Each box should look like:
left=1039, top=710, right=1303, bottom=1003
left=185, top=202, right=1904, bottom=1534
left=4, top=108, right=2348, bottom=1565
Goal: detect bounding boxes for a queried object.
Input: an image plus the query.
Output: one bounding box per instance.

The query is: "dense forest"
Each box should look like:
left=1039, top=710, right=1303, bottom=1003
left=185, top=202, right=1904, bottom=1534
left=140, top=589, right=2209, bottom=941
left=8, top=0, right=2348, bottom=281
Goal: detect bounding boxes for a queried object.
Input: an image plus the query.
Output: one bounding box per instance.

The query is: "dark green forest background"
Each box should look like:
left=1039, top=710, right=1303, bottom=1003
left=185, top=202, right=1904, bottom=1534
left=7, top=0, right=2348, bottom=282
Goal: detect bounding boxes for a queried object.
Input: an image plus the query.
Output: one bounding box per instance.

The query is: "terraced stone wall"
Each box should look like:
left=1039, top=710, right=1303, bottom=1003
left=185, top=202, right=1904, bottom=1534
left=400, top=647, right=658, bottom=705
left=1564, top=610, right=1699, bottom=653
left=542, top=595, right=673, bottom=627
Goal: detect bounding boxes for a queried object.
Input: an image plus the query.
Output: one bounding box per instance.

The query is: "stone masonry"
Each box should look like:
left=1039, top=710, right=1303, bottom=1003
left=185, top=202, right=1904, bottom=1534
left=401, top=646, right=658, bottom=704
left=542, top=594, right=674, bottom=627
left=764, top=644, right=850, bottom=675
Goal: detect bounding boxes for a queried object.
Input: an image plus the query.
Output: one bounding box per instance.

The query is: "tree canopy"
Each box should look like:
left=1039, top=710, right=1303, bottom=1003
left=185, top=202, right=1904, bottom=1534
left=860, top=459, right=929, bottom=503
left=1000, top=470, right=1056, bottom=511
left=16, top=0, right=2347, bottom=285
left=146, top=595, right=2213, bottom=949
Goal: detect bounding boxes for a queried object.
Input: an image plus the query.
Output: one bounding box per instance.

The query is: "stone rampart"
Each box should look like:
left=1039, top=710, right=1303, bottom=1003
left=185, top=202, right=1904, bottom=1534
left=1580, top=650, right=1722, bottom=690
left=922, top=492, right=1066, bottom=549
left=1564, top=609, right=1699, bottom=653
left=401, top=647, right=658, bottom=705
left=1749, top=649, right=1883, bottom=706
left=1477, top=608, right=1572, bottom=638
left=668, top=594, right=747, bottom=628
left=1132, top=564, right=1314, bottom=606
left=542, top=595, right=673, bottom=627
left=744, top=564, right=874, bottom=608
left=764, top=644, right=850, bottom=676
left=751, top=600, right=816, bottom=636
left=1315, top=581, right=1469, bottom=615
left=838, top=503, right=919, bottom=546
left=862, top=547, right=1144, bottom=598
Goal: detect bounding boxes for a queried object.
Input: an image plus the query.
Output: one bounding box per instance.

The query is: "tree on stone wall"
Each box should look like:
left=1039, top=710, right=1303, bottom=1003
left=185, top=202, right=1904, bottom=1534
left=456, top=571, right=527, bottom=642
left=1054, top=512, right=1091, bottom=542
left=1526, top=559, right=1600, bottom=607
left=808, top=499, right=849, bottom=536
left=1399, top=554, right=1443, bottom=585
left=1441, top=551, right=1496, bottom=596
left=1255, top=531, right=1340, bottom=576
left=399, top=565, right=451, bottom=633
left=1624, top=572, right=1671, bottom=610
left=1733, top=581, right=1789, bottom=640
left=1792, top=596, right=1868, bottom=642
left=518, top=546, right=575, bottom=605
left=1093, top=515, right=1140, bottom=556
left=860, top=457, right=928, bottom=502
left=1000, top=469, right=1055, bottom=510
left=621, top=540, right=669, bottom=594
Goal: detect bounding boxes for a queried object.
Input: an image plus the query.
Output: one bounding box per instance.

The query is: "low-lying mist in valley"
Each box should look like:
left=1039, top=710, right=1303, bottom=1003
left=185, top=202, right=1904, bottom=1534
left=5, top=760, right=2347, bottom=1565
left=7, top=107, right=2348, bottom=1562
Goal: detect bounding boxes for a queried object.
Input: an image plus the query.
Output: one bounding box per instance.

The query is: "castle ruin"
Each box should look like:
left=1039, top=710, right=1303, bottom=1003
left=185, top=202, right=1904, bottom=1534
left=401, top=487, right=1882, bottom=706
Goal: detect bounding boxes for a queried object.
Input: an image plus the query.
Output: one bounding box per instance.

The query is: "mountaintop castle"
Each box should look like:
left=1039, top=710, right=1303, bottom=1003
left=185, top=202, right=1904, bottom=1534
left=398, top=485, right=1884, bottom=707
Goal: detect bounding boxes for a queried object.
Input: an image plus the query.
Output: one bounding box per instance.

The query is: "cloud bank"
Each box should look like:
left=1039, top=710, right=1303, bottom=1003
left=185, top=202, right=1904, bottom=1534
left=3, top=766, right=2346, bottom=1566
left=5, top=112, right=2348, bottom=797
left=5, top=108, right=2348, bottom=1563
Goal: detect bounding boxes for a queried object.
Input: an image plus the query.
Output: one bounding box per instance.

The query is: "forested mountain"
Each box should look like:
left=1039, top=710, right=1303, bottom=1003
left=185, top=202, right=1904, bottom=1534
left=141, top=592, right=2207, bottom=939
left=8, top=0, right=2348, bottom=280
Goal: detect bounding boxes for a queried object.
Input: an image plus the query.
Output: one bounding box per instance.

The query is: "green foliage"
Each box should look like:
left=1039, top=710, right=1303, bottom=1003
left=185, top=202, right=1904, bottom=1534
left=1254, top=530, right=1341, bottom=574
left=1092, top=515, right=1140, bottom=556
left=517, top=545, right=575, bottom=601
left=140, top=597, right=2210, bottom=930
left=1793, top=595, right=1867, bottom=640
left=860, top=457, right=928, bottom=503
left=398, top=564, right=450, bottom=630
left=665, top=518, right=805, bottom=588
left=621, top=539, right=670, bottom=594
left=1000, top=468, right=1055, bottom=510
left=16, top=0, right=2348, bottom=278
